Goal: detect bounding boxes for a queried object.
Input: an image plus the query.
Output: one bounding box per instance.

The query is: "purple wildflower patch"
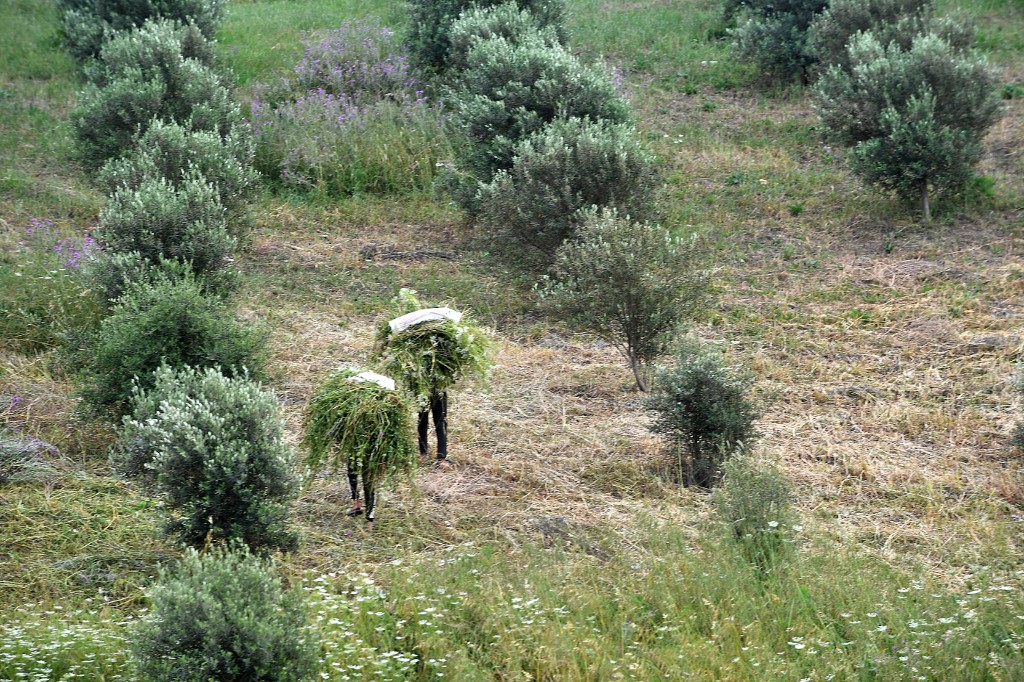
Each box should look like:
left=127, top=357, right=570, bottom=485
left=293, top=18, right=419, bottom=104
left=248, top=16, right=452, bottom=196
left=21, top=218, right=99, bottom=271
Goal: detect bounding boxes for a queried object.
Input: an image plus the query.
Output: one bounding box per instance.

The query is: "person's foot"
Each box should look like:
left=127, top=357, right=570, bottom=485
left=346, top=499, right=364, bottom=516
left=435, top=457, right=452, bottom=470
left=365, top=520, right=374, bottom=532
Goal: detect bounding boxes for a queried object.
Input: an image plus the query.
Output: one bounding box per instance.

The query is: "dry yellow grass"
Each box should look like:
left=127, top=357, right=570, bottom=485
left=2, top=52, right=1021, bottom=598
left=208, top=113, right=1024, bottom=581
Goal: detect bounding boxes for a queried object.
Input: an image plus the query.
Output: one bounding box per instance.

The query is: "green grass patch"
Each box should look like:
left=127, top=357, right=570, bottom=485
left=569, top=0, right=753, bottom=91
left=0, top=0, right=97, bottom=222
left=300, top=526, right=1024, bottom=680
left=219, top=0, right=407, bottom=87
left=0, top=475, right=166, bottom=609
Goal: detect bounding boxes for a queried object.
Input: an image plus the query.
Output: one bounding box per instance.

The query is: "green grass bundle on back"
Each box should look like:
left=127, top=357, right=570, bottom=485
left=303, top=369, right=417, bottom=481
left=373, top=289, right=492, bottom=407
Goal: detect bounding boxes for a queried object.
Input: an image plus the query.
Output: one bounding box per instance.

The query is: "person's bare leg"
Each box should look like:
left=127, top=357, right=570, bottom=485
left=346, top=471, right=363, bottom=515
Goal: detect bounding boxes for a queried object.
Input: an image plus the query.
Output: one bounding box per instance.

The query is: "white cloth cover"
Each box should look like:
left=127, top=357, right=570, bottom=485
left=388, top=307, right=463, bottom=333
left=347, top=371, right=396, bottom=391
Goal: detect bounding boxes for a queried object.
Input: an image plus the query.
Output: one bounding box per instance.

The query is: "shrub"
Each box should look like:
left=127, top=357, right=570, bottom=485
left=76, top=272, right=267, bottom=415
left=645, top=341, right=759, bottom=487
left=82, top=17, right=218, bottom=87
left=406, top=0, right=567, bottom=72
left=290, top=19, right=418, bottom=104
left=731, top=0, right=829, bottom=83
left=95, top=174, right=236, bottom=285
left=131, top=544, right=318, bottom=681
left=251, top=92, right=451, bottom=196
left=116, top=366, right=300, bottom=550
left=60, top=0, right=225, bottom=62
left=71, top=56, right=240, bottom=172
left=85, top=250, right=237, bottom=308
left=449, top=35, right=631, bottom=196
left=540, top=209, right=705, bottom=391
left=447, top=2, right=561, bottom=73
left=808, top=0, right=975, bottom=73
left=97, top=119, right=258, bottom=222
left=0, top=218, right=102, bottom=353
left=477, top=117, right=660, bottom=271
left=714, top=455, right=795, bottom=574
left=815, top=32, right=1001, bottom=221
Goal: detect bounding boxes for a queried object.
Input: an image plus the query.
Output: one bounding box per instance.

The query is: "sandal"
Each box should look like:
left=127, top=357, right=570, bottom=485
left=346, top=500, right=364, bottom=516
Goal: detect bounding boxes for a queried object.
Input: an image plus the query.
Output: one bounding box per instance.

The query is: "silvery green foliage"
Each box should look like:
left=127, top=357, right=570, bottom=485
left=60, top=0, right=225, bottom=63
left=82, top=17, right=218, bottom=86
left=406, top=0, right=566, bottom=72
left=447, top=2, right=561, bottom=73
left=96, top=119, right=258, bottom=221
left=478, top=117, right=659, bottom=271
left=815, top=32, right=1000, bottom=219
left=541, top=209, right=705, bottom=392
left=76, top=272, right=266, bottom=414
left=96, top=173, right=236, bottom=283
left=645, top=342, right=759, bottom=487
left=808, top=0, right=974, bottom=73
left=131, top=544, right=317, bottom=681
left=449, top=35, right=631, bottom=203
left=731, top=0, right=828, bottom=82
left=84, top=251, right=234, bottom=305
left=714, top=456, right=795, bottom=574
left=118, top=365, right=299, bottom=550
left=71, top=34, right=240, bottom=171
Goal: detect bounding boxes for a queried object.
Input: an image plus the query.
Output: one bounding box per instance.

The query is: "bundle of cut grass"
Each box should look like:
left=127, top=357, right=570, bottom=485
left=373, top=289, right=492, bottom=406
left=303, top=369, right=417, bottom=479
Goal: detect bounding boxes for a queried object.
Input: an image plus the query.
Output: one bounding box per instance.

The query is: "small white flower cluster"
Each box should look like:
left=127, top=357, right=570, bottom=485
left=0, top=607, right=132, bottom=681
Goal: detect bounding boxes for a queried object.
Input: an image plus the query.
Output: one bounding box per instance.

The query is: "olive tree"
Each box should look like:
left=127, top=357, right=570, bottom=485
left=815, top=32, right=1000, bottom=221
left=540, top=209, right=706, bottom=391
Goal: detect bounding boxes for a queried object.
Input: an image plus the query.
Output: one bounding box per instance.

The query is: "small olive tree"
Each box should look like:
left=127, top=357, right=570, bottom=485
left=808, top=0, right=975, bottom=73
left=815, top=32, right=1001, bottom=221
left=540, top=209, right=706, bottom=392
left=71, top=20, right=240, bottom=171
left=730, top=0, right=829, bottom=83
left=477, top=117, right=660, bottom=272
left=406, top=0, right=566, bottom=72
left=96, top=174, right=235, bottom=283
left=131, top=544, right=318, bottom=682
left=448, top=35, right=631, bottom=202
left=117, top=365, right=300, bottom=550
left=645, top=342, right=759, bottom=487
left=75, top=272, right=266, bottom=415
left=447, top=2, right=561, bottom=72
left=60, top=0, right=224, bottom=63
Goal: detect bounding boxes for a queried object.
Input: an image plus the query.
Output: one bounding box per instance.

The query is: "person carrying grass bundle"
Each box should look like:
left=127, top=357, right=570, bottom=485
left=303, top=369, right=417, bottom=530
left=374, top=289, right=492, bottom=469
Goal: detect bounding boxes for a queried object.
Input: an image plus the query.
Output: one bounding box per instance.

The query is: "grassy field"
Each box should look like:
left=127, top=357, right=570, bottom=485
left=1, top=0, right=1023, bottom=679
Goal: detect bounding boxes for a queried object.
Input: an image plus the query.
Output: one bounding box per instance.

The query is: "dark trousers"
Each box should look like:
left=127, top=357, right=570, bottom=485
left=347, top=470, right=376, bottom=520
left=418, top=392, right=448, bottom=460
